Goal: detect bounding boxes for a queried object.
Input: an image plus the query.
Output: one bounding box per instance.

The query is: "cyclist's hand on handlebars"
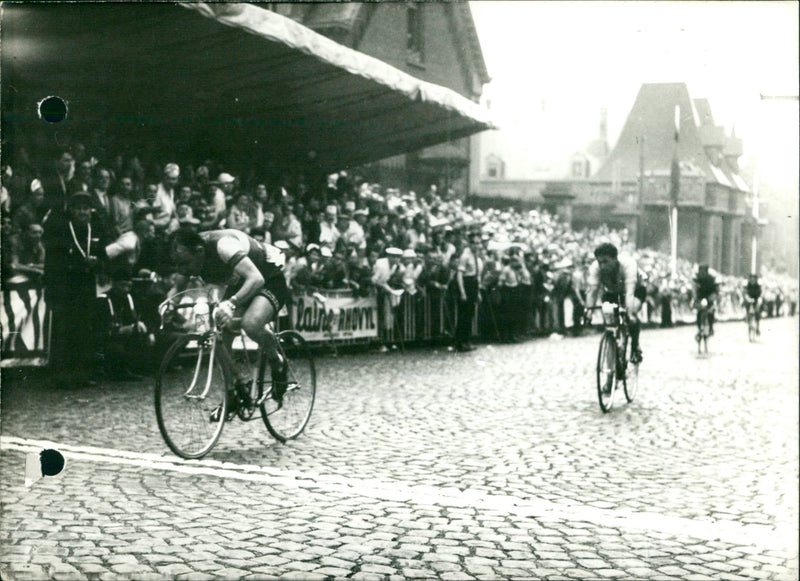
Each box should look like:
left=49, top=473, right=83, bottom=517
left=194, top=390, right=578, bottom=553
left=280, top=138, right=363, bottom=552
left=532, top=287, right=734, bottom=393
left=214, top=300, right=236, bottom=328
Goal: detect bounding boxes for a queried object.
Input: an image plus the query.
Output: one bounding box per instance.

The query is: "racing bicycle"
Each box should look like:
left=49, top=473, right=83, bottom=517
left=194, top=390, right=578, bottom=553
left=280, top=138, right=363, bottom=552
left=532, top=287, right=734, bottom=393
left=155, top=287, right=316, bottom=459
left=585, top=302, right=639, bottom=413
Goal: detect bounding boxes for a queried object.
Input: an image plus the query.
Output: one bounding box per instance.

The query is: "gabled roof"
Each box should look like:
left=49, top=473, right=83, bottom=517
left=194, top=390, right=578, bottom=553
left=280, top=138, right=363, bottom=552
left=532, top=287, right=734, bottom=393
left=595, top=83, right=749, bottom=191
left=293, top=3, right=490, bottom=86
left=693, top=98, right=716, bottom=127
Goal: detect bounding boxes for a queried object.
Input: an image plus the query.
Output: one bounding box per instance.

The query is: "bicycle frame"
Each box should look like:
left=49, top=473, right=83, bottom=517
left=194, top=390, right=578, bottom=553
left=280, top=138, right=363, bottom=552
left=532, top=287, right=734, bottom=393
left=155, top=288, right=317, bottom=458
left=158, top=289, right=280, bottom=408
left=586, top=301, right=636, bottom=412
left=159, top=289, right=237, bottom=397
left=589, top=302, right=630, bottom=343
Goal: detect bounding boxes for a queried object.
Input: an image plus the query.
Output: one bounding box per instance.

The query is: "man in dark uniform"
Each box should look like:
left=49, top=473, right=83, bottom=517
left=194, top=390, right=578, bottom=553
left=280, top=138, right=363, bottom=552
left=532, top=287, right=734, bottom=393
left=43, top=191, right=109, bottom=386
left=167, top=228, right=290, bottom=404
left=96, top=263, right=152, bottom=380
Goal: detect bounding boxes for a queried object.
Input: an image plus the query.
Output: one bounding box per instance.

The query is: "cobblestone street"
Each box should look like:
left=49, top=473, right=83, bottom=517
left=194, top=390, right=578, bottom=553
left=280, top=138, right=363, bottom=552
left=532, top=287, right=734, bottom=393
left=1, top=317, right=798, bottom=580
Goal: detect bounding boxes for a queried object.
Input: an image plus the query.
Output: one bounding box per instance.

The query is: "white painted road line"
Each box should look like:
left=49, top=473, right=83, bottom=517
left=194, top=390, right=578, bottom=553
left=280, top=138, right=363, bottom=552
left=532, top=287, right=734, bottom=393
left=2, top=435, right=794, bottom=550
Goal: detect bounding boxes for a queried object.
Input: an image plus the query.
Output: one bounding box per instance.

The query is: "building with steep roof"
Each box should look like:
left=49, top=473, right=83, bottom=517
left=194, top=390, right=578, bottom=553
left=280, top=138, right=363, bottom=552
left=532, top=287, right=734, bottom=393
left=270, top=3, right=491, bottom=194
left=569, top=83, right=755, bottom=275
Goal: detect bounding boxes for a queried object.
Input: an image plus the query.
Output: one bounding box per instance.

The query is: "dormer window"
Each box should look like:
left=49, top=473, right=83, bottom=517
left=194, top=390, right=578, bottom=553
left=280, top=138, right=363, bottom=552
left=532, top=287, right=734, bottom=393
left=486, top=155, right=504, bottom=179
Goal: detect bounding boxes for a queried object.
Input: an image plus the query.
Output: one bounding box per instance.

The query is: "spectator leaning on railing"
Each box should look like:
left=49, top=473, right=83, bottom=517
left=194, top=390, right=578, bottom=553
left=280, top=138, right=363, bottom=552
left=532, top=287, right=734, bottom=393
left=5, top=135, right=786, bottom=372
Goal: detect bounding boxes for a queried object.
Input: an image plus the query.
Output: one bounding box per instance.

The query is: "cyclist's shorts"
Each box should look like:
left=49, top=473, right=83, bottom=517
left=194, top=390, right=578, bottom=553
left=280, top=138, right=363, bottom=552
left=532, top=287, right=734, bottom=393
left=225, top=272, right=290, bottom=315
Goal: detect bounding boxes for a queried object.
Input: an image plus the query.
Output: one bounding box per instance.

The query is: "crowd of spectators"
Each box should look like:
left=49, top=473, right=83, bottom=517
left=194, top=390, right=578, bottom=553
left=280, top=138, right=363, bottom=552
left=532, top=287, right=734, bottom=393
left=1, top=141, right=798, bottom=378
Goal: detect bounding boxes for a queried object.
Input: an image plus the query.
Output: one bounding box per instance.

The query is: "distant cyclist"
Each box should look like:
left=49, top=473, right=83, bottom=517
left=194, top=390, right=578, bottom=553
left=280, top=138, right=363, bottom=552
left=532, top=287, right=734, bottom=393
left=693, top=265, right=719, bottom=336
left=584, top=242, right=644, bottom=363
left=743, top=273, right=762, bottom=336
left=167, top=229, right=289, bottom=405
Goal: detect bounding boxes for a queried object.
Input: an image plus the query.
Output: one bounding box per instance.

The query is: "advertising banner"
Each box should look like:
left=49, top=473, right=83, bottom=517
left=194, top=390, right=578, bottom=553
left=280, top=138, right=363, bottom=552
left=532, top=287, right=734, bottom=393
left=292, top=290, right=378, bottom=342
left=1, top=283, right=49, bottom=364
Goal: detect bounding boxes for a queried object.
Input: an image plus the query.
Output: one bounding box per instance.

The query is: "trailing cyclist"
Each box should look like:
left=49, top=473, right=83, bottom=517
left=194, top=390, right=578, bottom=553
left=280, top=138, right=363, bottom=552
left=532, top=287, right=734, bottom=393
left=584, top=242, right=644, bottom=363
left=693, top=264, right=719, bottom=337
left=743, top=273, right=762, bottom=336
left=167, top=228, right=290, bottom=414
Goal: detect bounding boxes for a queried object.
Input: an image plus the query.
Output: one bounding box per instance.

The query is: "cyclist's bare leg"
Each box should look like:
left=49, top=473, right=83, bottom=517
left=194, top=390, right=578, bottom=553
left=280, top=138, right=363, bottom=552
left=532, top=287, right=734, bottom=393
left=755, top=303, right=761, bottom=333
left=626, top=298, right=643, bottom=359
left=240, top=296, right=286, bottom=393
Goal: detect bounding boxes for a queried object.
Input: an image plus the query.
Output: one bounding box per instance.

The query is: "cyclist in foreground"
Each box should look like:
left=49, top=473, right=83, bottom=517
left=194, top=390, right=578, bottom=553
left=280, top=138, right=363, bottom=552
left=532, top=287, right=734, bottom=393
left=167, top=228, right=290, bottom=411
left=584, top=242, right=644, bottom=363
left=693, top=264, right=719, bottom=337
left=743, top=273, right=762, bottom=336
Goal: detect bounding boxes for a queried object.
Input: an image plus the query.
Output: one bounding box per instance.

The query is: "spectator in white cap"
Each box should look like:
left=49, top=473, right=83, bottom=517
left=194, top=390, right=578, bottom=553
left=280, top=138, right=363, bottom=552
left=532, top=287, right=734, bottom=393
left=401, top=248, right=423, bottom=295
left=152, top=163, right=180, bottom=235
left=217, top=172, right=235, bottom=188
left=319, top=204, right=340, bottom=250
left=293, top=243, right=324, bottom=289
left=372, top=247, right=403, bottom=293
left=372, top=247, right=404, bottom=350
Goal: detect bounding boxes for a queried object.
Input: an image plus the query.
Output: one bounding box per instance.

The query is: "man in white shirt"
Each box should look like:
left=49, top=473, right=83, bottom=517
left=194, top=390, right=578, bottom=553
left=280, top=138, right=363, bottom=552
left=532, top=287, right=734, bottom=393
left=319, top=204, right=341, bottom=250
left=152, top=163, right=180, bottom=236
left=371, top=247, right=403, bottom=292
left=339, top=212, right=366, bottom=251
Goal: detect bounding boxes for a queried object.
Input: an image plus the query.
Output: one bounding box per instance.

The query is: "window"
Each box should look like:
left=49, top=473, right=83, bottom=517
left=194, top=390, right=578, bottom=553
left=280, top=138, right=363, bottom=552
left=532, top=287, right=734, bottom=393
left=486, top=156, right=504, bottom=180
left=407, top=4, right=424, bottom=66
left=572, top=160, right=584, bottom=177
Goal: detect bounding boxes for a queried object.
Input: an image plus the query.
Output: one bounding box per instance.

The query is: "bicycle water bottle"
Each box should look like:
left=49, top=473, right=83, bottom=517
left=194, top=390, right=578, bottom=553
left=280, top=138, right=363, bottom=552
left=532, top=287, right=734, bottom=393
left=195, top=302, right=210, bottom=333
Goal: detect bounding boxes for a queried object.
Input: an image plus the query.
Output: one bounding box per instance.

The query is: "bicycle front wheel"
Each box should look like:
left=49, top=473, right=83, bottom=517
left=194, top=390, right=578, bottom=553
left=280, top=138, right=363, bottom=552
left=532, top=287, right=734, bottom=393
left=622, top=336, right=639, bottom=403
left=155, top=334, right=229, bottom=459
left=747, top=311, right=757, bottom=343
left=699, top=311, right=710, bottom=353
left=596, top=332, right=616, bottom=413
left=261, top=330, right=316, bottom=442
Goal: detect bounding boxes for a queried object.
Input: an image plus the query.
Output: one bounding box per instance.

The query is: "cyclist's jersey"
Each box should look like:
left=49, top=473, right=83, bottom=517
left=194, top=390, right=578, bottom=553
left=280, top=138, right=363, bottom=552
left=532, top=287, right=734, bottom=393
left=694, top=275, right=718, bottom=301
left=587, top=253, right=638, bottom=302
left=745, top=282, right=762, bottom=300
left=199, top=229, right=285, bottom=287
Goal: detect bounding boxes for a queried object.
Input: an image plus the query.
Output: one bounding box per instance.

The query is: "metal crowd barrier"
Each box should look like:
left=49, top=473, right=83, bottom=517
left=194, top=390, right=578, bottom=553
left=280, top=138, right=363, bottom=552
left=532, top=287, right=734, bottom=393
left=0, top=281, right=760, bottom=367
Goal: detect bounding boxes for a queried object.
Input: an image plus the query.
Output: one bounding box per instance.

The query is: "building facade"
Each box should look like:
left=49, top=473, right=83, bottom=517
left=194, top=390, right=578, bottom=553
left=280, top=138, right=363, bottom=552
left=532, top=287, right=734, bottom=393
left=473, top=83, right=760, bottom=276
left=270, top=3, right=490, bottom=195
left=582, top=83, right=753, bottom=276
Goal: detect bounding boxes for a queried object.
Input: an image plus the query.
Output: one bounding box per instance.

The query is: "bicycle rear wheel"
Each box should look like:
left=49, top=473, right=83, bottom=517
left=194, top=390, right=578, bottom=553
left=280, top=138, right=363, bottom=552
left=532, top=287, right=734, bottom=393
left=261, top=330, right=316, bottom=442
left=155, top=334, right=229, bottom=459
left=596, top=332, right=616, bottom=413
